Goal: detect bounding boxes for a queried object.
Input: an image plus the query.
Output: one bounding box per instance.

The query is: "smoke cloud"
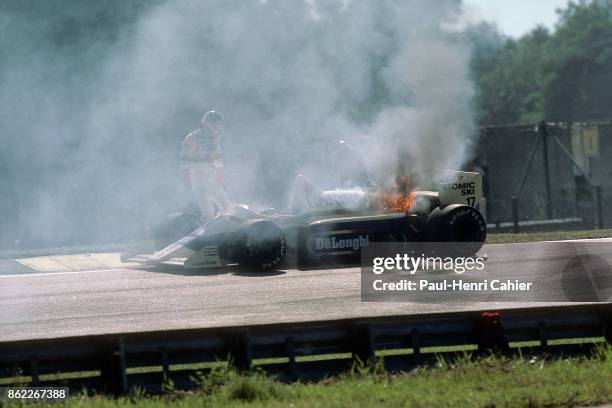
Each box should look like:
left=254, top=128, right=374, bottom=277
left=0, top=0, right=477, bottom=249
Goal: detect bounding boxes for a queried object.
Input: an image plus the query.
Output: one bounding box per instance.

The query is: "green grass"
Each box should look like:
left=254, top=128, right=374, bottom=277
left=486, top=228, right=612, bottom=244
left=5, top=346, right=612, bottom=407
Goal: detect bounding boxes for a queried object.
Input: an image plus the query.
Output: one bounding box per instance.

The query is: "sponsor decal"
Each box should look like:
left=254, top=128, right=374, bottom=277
left=313, top=234, right=370, bottom=252
left=442, top=181, right=476, bottom=196
left=188, top=246, right=221, bottom=268
left=438, top=172, right=482, bottom=207
left=448, top=207, right=486, bottom=231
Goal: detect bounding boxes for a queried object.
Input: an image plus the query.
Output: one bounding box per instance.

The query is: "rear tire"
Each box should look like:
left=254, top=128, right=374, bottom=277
left=426, top=204, right=486, bottom=256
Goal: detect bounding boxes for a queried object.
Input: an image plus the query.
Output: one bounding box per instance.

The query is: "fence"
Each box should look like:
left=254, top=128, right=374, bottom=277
left=479, top=120, right=612, bottom=231
left=1, top=304, right=610, bottom=394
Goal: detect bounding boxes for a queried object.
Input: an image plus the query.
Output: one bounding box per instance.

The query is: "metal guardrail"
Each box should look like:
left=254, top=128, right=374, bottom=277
left=1, top=304, right=611, bottom=394
left=487, top=217, right=584, bottom=233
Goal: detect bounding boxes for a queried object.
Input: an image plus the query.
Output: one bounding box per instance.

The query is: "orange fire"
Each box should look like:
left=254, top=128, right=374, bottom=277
left=382, top=189, right=415, bottom=212
left=381, top=174, right=416, bottom=212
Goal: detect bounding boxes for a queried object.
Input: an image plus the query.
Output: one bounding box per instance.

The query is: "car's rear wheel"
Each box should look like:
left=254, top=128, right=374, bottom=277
left=238, top=220, right=287, bottom=271
left=426, top=204, right=486, bottom=256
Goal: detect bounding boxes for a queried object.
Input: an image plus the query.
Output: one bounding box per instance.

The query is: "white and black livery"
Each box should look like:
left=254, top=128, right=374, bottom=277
left=123, top=171, right=486, bottom=271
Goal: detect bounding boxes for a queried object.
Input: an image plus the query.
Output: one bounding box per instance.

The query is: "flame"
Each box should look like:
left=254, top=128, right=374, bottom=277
left=382, top=189, right=415, bottom=212
left=381, top=174, right=415, bottom=212
left=364, top=174, right=416, bottom=213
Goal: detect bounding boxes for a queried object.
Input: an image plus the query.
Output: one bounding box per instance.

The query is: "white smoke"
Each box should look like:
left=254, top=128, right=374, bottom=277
left=367, top=36, right=475, bottom=185
left=0, top=0, right=478, bottom=248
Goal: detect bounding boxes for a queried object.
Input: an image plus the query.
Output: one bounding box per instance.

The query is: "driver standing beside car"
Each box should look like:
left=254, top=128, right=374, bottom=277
left=180, top=110, right=231, bottom=222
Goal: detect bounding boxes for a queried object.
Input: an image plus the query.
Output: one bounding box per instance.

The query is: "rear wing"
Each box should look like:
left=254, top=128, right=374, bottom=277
left=437, top=171, right=483, bottom=208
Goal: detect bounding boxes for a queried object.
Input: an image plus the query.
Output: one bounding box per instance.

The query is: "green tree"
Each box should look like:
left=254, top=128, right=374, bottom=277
left=544, top=0, right=612, bottom=120
left=472, top=0, right=612, bottom=125
left=471, top=25, right=552, bottom=125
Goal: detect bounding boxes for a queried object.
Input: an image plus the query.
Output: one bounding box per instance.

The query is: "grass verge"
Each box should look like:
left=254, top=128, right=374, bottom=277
left=486, top=228, right=612, bottom=244
left=7, top=346, right=611, bottom=408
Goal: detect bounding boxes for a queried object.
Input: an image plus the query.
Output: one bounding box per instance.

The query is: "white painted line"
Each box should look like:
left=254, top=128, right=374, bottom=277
left=547, top=237, right=612, bottom=243
left=486, top=237, right=612, bottom=246
left=0, top=268, right=132, bottom=279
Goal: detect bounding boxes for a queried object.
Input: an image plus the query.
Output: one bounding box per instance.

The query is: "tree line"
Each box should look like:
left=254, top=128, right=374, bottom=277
left=471, top=0, right=612, bottom=125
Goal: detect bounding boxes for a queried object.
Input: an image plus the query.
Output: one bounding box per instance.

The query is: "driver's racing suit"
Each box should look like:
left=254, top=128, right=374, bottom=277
left=180, top=128, right=231, bottom=221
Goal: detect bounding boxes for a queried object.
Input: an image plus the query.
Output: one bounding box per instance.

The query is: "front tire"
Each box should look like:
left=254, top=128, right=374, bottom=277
left=238, top=221, right=287, bottom=271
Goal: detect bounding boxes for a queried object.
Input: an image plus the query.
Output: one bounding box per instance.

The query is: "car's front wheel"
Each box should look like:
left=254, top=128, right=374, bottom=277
left=238, top=220, right=287, bottom=271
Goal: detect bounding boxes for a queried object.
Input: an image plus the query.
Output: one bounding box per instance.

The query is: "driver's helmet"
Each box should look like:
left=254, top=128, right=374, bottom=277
left=201, top=110, right=224, bottom=132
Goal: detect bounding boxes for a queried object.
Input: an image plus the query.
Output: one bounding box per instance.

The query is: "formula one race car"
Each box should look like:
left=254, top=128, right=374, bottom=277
left=123, top=171, right=486, bottom=271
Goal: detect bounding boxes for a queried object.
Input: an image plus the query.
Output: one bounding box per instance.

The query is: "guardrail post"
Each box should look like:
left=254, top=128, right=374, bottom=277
left=285, top=337, right=298, bottom=381
left=100, top=336, right=128, bottom=395
left=160, top=347, right=170, bottom=383
left=605, top=316, right=612, bottom=345
left=228, top=330, right=252, bottom=372
left=512, top=196, right=519, bottom=233
left=478, top=312, right=510, bottom=354
left=351, top=323, right=375, bottom=366
left=410, top=328, right=421, bottom=365
left=29, top=358, right=39, bottom=386
left=538, top=321, right=549, bottom=351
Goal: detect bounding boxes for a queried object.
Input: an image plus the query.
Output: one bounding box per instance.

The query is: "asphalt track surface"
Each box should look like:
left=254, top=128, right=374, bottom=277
left=1, top=240, right=611, bottom=342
